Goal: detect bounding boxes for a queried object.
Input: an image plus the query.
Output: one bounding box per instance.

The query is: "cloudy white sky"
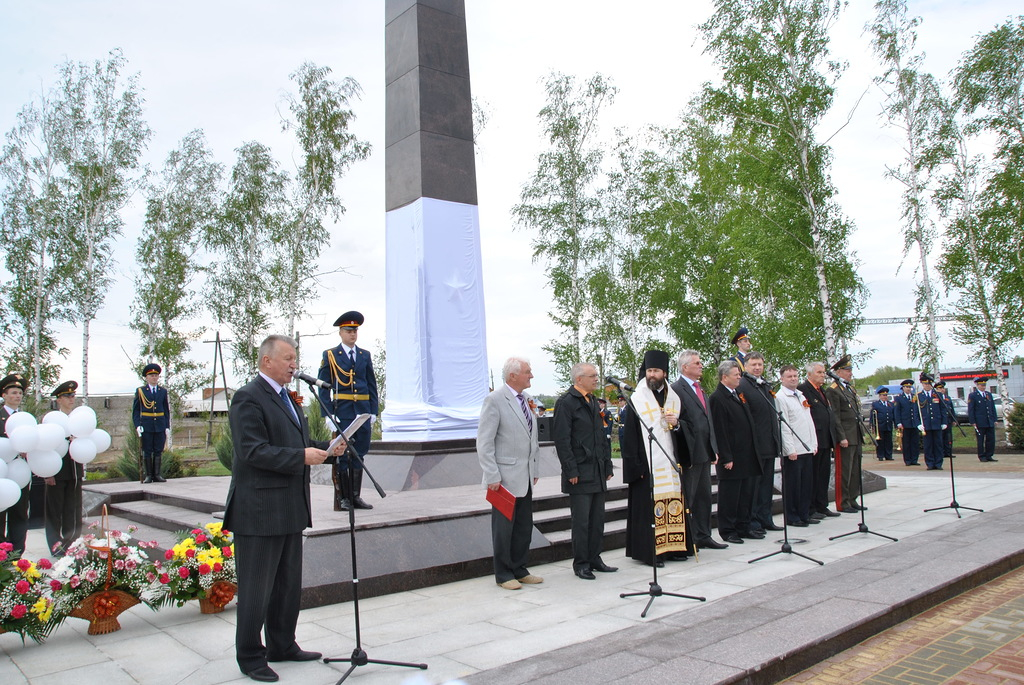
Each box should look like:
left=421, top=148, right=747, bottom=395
left=0, top=0, right=1019, bottom=397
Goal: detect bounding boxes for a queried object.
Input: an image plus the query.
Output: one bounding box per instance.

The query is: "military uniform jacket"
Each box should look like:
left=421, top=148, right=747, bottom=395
left=825, top=380, right=866, bottom=446
left=132, top=385, right=170, bottom=432
left=894, top=392, right=921, bottom=427
left=797, top=381, right=838, bottom=451
left=917, top=391, right=945, bottom=431
left=870, top=399, right=896, bottom=433
left=968, top=389, right=997, bottom=428
left=317, top=344, right=379, bottom=423
left=552, top=387, right=613, bottom=495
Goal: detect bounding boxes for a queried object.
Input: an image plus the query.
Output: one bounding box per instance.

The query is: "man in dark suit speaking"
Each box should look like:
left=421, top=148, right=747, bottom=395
left=225, top=335, right=343, bottom=682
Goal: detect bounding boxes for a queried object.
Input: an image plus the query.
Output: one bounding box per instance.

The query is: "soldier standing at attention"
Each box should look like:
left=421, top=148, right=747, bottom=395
left=132, top=363, right=170, bottom=483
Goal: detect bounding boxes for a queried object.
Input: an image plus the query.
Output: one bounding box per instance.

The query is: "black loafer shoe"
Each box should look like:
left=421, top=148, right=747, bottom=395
left=805, top=518, right=820, bottom=524
left=574, top=568, right=596, bottom=580
left=268, top=649, right=322, bottom=662
left=817, top=508, right=841, bottom=518
left=697, top=538, right=728, bottom=550
left=840, top=506, right=858, bottom=513
left=789, top=520, right=808, bottom=527
left=810, top=512, right=826, bottom=520
left=723, top=534, right=743, bottom=544
left=592, top=562, right=618, bottom=573
left=762, top=523, right=784, bottom=532
left=352, top=497, right=374, bottom=509
left=986, top=458, right=998, bottom=462
left=738, top=530, right=765, bottom=539
left=242, top=666, right=280, bottom=682
left=853, top=504, right=868, bottom=511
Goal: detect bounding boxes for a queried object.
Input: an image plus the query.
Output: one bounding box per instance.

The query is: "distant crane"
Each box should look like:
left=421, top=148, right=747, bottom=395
left=861, top=315, right=957, bottom=325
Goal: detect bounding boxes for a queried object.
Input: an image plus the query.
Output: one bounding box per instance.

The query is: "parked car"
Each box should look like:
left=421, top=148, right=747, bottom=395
left=951, top=398, right=969, bottom=423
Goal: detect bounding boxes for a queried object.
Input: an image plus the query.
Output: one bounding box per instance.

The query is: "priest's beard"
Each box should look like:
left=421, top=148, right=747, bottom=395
left=645, top=377, right=666, bottom=393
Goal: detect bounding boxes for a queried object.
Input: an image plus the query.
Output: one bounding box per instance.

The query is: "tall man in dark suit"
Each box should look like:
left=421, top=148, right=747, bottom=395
left=476, top=357, right=542, bottom=590
left=553, top=362, right=616, bottom=580
left=672, top=350, right=726, bottom=550
left=870, top=388, right=896, bottom=461
left=225, top=335, right=343, bottom=683
left=968, top=376, right=998, bottom=463
left=0, top=373, right=30, bottom=552
left=709, top=360, right=763, bottom=544
left=798, top=363, right=841, bottom=519
left=44, top=380, right=84, bottom=555
left=318, top=310, right=379, bottom=511
left=825, top=355, right=867, bottom=513
left=738, top=352, right=783, bottom=533
left=894, top=379, right=922, bottom=466
left=132, top=363, right=171, bottom=483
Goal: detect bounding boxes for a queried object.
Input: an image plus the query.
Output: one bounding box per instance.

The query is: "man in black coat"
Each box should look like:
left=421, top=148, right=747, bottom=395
left=671, top=350, right=726, bottom=550
left=224, top=335, right=343, bottom=683
left=708, top=360, right=763, bottom=544
left=553, top=362, right=616, bottom=580
left=738, top=352, right=783, bottom=533
left=798, top=362, right=841, bottom=519
left=44, top=380, right=84, bottom=555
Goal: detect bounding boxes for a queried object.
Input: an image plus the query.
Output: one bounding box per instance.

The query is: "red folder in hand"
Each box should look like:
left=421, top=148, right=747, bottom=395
left=486, top=485, right=516, bottom=520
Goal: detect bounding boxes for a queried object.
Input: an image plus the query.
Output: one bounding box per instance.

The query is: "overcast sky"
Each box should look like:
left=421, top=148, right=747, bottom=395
left=0, top=1, right=1019, bottom=397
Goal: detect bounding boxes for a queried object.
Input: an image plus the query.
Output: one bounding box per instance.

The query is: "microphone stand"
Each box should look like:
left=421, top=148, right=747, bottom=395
left=617, top=385, right=705, bottom=618
left=924, top=399, right=982, bottom=519
left=749, top=409, right=822, bottom=566
left=298, top=377, right=427, bottom=682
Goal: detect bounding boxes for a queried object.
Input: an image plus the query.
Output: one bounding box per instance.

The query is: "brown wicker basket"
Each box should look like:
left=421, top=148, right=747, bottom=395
left=69, top=589, right=141, bottom=635
left=197, top=581, right=237, bottom=614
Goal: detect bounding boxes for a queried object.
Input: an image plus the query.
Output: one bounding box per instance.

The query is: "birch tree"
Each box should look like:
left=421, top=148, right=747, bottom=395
left=869, top=0, right=943, bottom=372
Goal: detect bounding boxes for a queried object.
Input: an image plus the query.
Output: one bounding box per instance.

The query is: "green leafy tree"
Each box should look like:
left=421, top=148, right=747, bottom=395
left=512, top=72, right=617, bottom=382
left=869, top=0, right=943, bottom=372
left=131, top=130, right=223, bottom=425
left=278, top=63, right=371, bottom=338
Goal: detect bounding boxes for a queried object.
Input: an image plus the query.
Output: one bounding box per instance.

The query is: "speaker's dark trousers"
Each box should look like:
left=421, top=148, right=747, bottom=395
left=810, top=448, right=832, bottom=512
left=783, top=454, right=814, bottom=523
left=682, top=463, right=713, bottom=542
left=717, top=477, right=754, bottom=537
left=976, top=426, right=996, bottom=460
left=492, top=487, right=534, bottom=583
left=569, top=492, right=606, bottom=572
left=234, top=533, right=303, bottom=671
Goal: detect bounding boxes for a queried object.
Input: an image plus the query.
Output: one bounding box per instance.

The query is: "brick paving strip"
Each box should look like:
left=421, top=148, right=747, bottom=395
left=784, top=566, right=1024, bottom=684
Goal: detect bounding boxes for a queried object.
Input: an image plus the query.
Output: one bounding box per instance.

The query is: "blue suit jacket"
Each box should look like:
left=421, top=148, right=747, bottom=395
left=894, top=392, right=921, bottom=427
left=968, top=389, right=997, bottom=428
left=132, top=385, right=170, bottom=432
left=917, top=391, right=945, bottom=430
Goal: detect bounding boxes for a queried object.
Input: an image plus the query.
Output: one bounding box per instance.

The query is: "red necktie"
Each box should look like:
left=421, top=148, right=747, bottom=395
left=693, top=381, right=706, bottom=410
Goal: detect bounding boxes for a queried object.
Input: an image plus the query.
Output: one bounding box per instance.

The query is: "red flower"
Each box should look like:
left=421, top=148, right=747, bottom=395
left=37, top=558, right=52, bottom=570
left=165, top=549, right=175, bottom=560
left=178, top=567, right=191, bottom=579
left=10, top=604, right=27, bottom=619
left=213, top=562, right=223, bottom=573
left=0, top=542, right=13, bottom=552
left=50, top=580, right=62, bottom=592
left=0, top=550, right=6, bottom=562
left=16, top=558, right=31, bottom=572
left=198, top=563, right=212, bottom=575
left=195, top=534, right=207, bottom=544
left=159, top=573, right=170, bottom=584
left=15, top=580, right=30, bottom=594
left=191, top=528, right=202, bottom=536
left=185, top=548, right=196, bottom=558
left=222, top=546, right=232, bottom=558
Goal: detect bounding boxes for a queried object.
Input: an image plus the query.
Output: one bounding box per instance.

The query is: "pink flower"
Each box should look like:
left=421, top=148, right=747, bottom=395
left=50, top=579, right=63, bottom=592
left=84, top=569, right=99, bottom=583
left=185, top=549, right=196, bottom=559
left=178, top=567, right=191, bottom=579
left=159, top=573, right=170, bottom=584
left=125, top=559, right=137, bottom=571
left=11, top=604, right=27, bottom=619
left=16, top=558, right=31, bottom=572
left=37, top=558, right=52, bottom=570
left=146, top=572, right=156, bottom=583
left=165, top=549, right=174, bottom=560
left=222, top=547, right=232, bottom=558
left=111, top=530, right=122, bottom=538
left=195, top=534, right=207, bottom=544
left=0, top=542, right=13, bottom=552
left=118, top=546, right=130, bottom=556
left=198, top=563, right=211, bottom=575
left=0, top=550, right=7, bottom=562
left=191, top=528, right=202, bottom=536
left=70, top=575, right=81, bottom=588
left=114, top=559, right=125, bottom=570
left=15, top=580, right=31, bottom=594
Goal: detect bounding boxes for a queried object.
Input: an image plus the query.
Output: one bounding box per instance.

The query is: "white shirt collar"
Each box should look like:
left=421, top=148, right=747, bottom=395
left=259, top=371, right=286, bottom=395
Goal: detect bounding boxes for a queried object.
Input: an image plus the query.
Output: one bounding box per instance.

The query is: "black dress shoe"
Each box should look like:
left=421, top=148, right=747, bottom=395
left=789, top=520, right=808, bottom=527
left=592, top=562, right=618, bottom=573
left=723, top=534, right=743, bottom=544
left=805, top=518, right=820, bottom=524
left=738, top=530, right=765, bottom=539
left=853, top=504, right=868, bottom=511
left=242, top=666, right=280, bottom=682
left=268, top=649, right=322, bottom=662
left=840, top=506, right=858, bottom=513
left=761, top=523, right=784, bottom=532
left=810, top=512, right=826, bottom=520
left=338, top=498, right=353, bottom=511
left=697, top=538, right=728, bottom=550
left=352, top=497, right=374, bottom=510
left=575, top=568, right=596, bottom=580
left=986, top=457, right=998, bottom=462
left=817, top=508, right=841, bottom=517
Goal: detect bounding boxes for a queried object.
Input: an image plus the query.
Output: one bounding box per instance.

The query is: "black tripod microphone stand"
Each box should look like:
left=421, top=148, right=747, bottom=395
left=829, top=414, right=897, bottom=544
left=924, top=400, right=982, bottom=519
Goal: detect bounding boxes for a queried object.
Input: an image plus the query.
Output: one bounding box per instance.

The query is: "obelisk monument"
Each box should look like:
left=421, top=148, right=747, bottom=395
left=382, top=0, right=489, bottom=441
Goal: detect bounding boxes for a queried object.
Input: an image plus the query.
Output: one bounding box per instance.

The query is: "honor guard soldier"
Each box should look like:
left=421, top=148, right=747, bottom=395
left=917, top=373, right=946, bottom=470
left=132, top=363, right=170, bottom=483
left=968, top=376, right=998, bottom=462
left=46, top=381, right=84, bottom=555
left=0, top=373, right=31, bottom=552
left=934, top=380, right=956, bottom=460
left=894, top=379, right=921, bottom=465
left=729, top=327, right=752, bottom=372
left=824, top=355, right=867, bottom=513
left=871, top=387, right=896, bottom=461
left=318, top=310, right=379, bottom=511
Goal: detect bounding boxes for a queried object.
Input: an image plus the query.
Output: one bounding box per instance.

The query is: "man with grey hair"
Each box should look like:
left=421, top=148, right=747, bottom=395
left=553, top=362, right=617, bottom=579
left=798, top=362, right=840, bottom=519
left=671, top=350, right=727, bottom=550
left=225, top=334, right=345, bottom=682
left=476, top=357, right=542, bottom=590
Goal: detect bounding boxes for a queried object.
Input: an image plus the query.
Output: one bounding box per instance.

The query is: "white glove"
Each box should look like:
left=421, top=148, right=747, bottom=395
left=136, top=426, right=143, bottom=437
left=324, top=416, right=338, bottom=432
left=941, top=424, right=947, bottom=430
left=918, top=425, right=925, bottom=433
left=369, top=415, right=376, bottom=426
left=165, top=428, right=170, bottom=433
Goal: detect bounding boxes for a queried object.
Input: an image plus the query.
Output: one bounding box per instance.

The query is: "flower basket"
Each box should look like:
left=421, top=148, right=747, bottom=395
left=69, top=589, right=140, bottom=635
left=197, top=581, right=237, bottom=614
left=0, top=542, right=60, bottom=643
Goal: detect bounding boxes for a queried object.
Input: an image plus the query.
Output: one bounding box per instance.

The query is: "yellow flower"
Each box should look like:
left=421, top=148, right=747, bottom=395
left=16, top=561, right=42, bottom=582
left=205, top=522, right=223, bottom=537
left=30, top=596, right=54, bottom=622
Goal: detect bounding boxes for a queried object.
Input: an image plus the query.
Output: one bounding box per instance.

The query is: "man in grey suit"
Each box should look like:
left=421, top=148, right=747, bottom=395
left=671, top=350, right=728, bottom=550
left=225, top=335, right=343, bottom=683
left=476, top=357, right=542, bottom=590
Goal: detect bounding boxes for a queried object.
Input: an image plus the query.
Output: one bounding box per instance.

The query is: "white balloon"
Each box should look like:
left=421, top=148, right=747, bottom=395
left=4, top=411, right=37, bottom=436
left=69, top=439, right=97, bottom=464
left=0, top=437, right=14, bottom=462
left=42, top=410, right=71, bottom=436
left=0, top=478, right=21, bottom=511
left=56, top=438, right=69, bottom=457
left=36, top=423, right=67, bottom=451
left=88, top=429, right=112, bottom=454
left=0, top=460, right=7, bottom=479
left=68, top=406, right=97, bottom=438
left=27, top=450, right=62, bottom=478
left=10, top=425, right=40, bottom=453
left=6, top=458, right=31, bottom=488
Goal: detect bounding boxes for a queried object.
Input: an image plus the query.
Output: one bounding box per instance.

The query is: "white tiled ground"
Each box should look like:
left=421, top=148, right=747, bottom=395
left=3, top=473, right=1020, bottom=685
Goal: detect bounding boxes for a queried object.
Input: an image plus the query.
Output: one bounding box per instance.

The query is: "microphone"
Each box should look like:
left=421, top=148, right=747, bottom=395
left=294, top=371, right=329, bottom=389
left=606, top=376, right=634, bottom=392
left=826, top=369, right=842, bottom=383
